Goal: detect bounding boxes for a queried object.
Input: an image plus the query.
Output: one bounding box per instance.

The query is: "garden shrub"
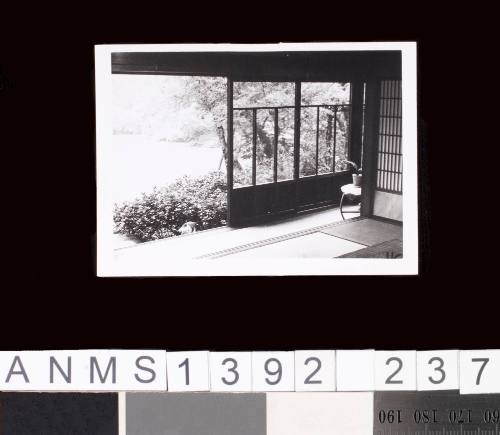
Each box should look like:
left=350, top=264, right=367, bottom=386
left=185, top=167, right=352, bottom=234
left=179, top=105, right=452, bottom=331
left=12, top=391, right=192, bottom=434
left=114, top=171, right=227, bottom=242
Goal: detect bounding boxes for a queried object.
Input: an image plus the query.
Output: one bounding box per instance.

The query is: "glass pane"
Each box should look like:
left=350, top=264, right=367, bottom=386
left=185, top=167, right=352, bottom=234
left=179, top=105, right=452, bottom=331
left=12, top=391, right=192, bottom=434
left=301, top=82, right=351, bottom=105
left=317, top=107, right=334, bottom=175
left=334, top=108, right=350, bottom=172
left=256, top=109, right=274, bottom=185
left=234, top=82, right=295, bottom=108
left=233, top=109, right=253, bottom=188
left=277, top=108, right=294, bottom=181
left=299, top=107, right=317, bottom=177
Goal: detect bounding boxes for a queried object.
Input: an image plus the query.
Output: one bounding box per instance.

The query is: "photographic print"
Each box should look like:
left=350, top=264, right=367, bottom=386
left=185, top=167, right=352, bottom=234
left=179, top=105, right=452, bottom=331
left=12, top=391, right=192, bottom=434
left=95, top=43, right=418, bottom=276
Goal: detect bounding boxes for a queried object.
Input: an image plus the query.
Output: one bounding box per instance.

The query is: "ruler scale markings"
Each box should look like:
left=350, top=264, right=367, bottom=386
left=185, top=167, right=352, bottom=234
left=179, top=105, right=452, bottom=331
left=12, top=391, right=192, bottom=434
left=374, top=392, right=500, bottom=435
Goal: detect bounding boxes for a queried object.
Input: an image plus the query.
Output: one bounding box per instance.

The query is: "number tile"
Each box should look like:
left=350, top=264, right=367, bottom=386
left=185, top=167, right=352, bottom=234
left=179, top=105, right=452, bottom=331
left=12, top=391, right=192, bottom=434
left=252, top=351, right=294, bottom=391
left=294, top=350, right=336, bottom=391
left=209, top=352, right=252, bottom=392
left=459, top=349, right=500, bottom=394
left=417, top=350, right=459, bottom=391
left=374, top=350, right=417, bottom=391
left=166, top=351, right=210, bottom=392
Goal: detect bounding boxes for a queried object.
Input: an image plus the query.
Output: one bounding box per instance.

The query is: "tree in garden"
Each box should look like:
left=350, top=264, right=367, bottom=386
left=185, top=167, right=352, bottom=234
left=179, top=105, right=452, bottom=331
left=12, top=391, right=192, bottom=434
left=176, top=77, right=234, bottom=171
left=177, top=79, right=351, bottom=184
left=113, top=78, right=352, bottom=243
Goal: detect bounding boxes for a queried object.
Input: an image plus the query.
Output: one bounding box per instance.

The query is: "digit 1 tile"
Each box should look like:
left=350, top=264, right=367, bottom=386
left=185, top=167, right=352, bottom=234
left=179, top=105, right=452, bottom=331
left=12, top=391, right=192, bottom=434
left=166, top=351, right=210, bottom=392
left=125, top=392, right=266, bottom=435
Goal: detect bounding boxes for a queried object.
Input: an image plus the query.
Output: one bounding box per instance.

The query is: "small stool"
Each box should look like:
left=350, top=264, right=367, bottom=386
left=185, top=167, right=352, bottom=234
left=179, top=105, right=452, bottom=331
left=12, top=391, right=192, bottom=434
left=340, top=183, right=362, bottom=220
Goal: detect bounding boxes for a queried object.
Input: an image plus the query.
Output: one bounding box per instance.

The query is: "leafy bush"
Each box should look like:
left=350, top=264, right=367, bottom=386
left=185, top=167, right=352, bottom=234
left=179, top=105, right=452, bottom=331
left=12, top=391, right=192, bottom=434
left=114, top=171, right=227, bottom=242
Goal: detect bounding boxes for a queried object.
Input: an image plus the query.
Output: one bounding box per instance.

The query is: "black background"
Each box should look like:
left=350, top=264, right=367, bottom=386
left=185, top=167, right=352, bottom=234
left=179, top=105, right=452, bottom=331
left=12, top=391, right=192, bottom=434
left=0, top=6, right=493, bottom=352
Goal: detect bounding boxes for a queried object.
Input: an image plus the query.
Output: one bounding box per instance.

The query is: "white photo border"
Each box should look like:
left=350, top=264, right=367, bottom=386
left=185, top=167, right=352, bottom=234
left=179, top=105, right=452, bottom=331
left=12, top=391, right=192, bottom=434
left=95, top=42, right=418, bottom=276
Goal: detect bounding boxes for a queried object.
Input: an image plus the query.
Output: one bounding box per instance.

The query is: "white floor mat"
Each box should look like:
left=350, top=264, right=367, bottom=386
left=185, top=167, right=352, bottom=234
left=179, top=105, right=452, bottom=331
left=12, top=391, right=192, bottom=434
left=225, top=232, right=364, bottom=258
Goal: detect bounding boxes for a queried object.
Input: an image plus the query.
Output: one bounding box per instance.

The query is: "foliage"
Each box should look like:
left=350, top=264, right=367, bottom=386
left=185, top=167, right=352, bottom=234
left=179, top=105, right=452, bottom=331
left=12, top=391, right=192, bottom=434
left=177, top=80, right=352, bottom=184
left=232, top=83, right=351, bottom=185
left=113, top=75, right=223, bottom=142
left=113, top=172, right=227, bottom=242
left=114, top=77, right=353, bottom=190
left=177, top=77, right=227, bottom=129
left=112, top=78, right=353, bottom=242
left=344, top=160, right=362, bottom=174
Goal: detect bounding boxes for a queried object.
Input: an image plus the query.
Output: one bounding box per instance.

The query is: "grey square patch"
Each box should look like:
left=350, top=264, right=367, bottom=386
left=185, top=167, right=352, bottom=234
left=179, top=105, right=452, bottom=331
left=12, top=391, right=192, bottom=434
left=126, top=393, right=266, bottom=435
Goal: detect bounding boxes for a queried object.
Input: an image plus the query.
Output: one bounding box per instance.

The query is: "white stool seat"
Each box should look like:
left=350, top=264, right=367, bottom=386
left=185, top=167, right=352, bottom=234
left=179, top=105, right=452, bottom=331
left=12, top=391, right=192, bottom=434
left=340, top=183, right=362, bottom=220
left=341, top=183, right=362, bottom=196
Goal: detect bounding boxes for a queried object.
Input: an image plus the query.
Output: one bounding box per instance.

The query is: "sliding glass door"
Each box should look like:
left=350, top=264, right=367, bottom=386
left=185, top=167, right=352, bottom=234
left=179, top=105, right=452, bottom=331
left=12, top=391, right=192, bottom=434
left=228, top=80, right=355, bottom=226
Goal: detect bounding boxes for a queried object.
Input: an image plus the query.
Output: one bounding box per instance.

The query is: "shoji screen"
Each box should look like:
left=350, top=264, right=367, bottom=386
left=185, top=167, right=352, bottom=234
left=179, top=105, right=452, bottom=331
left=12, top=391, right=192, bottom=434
left=373, top=80, right=403, bottom=221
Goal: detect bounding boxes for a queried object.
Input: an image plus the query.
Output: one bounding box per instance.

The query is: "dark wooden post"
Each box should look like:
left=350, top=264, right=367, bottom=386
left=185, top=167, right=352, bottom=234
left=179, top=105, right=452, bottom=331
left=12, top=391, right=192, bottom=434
left=273, top=109, right=278, bottom=183
left=293, top=81, right=301, bottom=210
left=293, top=81, right=301, bottom=181
left=360, top=79, right=381, bottom=218
left=332, top=106, right=338, bottom=172
left=252, top=108, right=257, bottom=186
left=349, top=81, right=364, bottom=167
left=315, top=106, right=320, bottom=175
left=226, top=77, right=234, bottom=226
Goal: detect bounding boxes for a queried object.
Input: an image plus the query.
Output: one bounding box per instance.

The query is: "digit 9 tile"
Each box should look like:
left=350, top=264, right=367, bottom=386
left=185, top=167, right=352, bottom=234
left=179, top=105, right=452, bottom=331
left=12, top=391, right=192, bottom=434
left=0, top=392, right=118, bottom=435
left=125, top=392, right=266, bottom=435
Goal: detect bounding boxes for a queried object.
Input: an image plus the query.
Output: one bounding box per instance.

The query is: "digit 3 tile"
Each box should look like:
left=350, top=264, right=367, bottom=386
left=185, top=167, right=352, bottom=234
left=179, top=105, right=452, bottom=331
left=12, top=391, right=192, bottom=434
left=125, top=392, right=266, bottom=435
left=0, top=392, right=118, bottom=435
left=266, top=392, right=374, bottom=435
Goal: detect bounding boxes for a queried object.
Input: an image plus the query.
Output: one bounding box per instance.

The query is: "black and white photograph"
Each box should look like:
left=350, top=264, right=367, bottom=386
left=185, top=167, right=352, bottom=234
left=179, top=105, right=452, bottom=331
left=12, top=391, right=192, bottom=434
left=95, top=43, right=418, bottom=276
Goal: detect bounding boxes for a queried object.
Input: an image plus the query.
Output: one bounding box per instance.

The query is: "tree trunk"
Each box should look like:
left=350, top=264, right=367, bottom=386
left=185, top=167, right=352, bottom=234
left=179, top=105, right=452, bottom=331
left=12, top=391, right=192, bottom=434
left=256, top=124, right=273, bottom=158
left=325, top=114, right=333, bottom=167
left=326, top=114, right=333, bottom=144
left=217, top=126, right=227, bottom=171
left=217, top=125, right=242, bottom=171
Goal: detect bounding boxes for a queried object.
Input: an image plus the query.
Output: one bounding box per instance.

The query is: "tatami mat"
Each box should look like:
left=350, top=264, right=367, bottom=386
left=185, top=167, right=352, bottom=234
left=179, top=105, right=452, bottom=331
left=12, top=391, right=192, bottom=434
left=320, top=218, right=402, bottom=246
left=115, top=207, right=351, bottom=261
left=337, top=239, right=403, bottom=258
left=226, top=232, right=364, bottom=258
